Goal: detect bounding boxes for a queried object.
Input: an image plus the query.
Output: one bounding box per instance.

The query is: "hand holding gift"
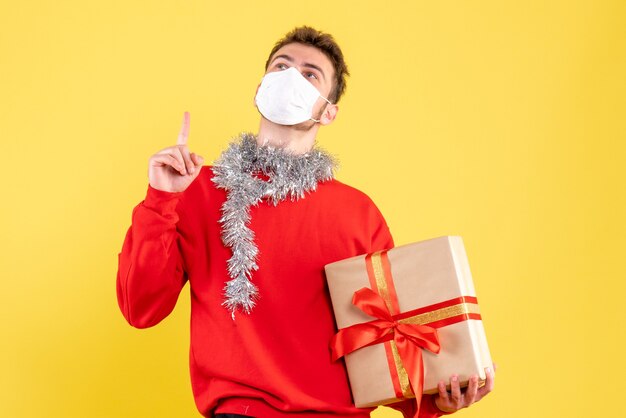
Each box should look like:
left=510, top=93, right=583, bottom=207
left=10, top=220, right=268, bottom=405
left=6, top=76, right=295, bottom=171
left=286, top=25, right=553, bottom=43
left=386, top=364, right=496, bottom=416
left=433, top=363, right=496, bottom=413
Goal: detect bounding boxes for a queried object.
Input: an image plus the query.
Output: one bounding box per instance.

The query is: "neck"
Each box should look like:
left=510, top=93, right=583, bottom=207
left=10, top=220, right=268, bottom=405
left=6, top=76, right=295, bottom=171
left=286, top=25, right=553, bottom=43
left=256, top=117, right=320, bottom=155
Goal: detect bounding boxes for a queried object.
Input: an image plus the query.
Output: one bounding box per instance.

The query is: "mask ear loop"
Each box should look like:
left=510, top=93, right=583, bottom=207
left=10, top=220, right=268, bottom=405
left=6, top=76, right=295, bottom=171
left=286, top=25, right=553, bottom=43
left=310, top=96, right=333, bottom=123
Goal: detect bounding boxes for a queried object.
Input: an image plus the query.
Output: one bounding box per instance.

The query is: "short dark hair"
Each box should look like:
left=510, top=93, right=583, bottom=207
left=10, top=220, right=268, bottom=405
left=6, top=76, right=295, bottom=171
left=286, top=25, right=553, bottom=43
left=265, top=26, right=350, bottom=103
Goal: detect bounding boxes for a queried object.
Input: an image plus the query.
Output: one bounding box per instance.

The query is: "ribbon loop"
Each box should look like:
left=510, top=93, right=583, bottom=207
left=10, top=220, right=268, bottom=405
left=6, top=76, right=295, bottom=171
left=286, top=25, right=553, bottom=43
left=330, top=286, right=442, bottom=417
left=351, top=287, right=394, bottom=321
left=330, top=319, right=393, bottom=362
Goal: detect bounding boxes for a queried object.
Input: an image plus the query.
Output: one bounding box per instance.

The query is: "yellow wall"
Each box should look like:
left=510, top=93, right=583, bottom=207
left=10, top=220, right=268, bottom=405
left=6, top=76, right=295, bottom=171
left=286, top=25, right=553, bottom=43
left=1, top=1, right=624, bottom=417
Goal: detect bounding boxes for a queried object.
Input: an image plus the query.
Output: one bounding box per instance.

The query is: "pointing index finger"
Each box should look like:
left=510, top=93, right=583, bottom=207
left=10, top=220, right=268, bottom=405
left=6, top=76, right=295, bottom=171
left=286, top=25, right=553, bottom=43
left=177, top=111, right=190, bottom=145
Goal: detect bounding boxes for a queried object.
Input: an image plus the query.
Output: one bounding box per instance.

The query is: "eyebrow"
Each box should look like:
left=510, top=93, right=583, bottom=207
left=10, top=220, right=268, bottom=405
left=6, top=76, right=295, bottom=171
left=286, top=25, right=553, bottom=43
left=270, top=54, right=326, bottom=81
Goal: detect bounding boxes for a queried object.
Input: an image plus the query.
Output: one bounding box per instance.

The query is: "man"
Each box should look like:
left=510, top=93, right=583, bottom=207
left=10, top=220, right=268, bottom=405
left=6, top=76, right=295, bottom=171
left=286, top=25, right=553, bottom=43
left=116, top=26, right=494, bottom=418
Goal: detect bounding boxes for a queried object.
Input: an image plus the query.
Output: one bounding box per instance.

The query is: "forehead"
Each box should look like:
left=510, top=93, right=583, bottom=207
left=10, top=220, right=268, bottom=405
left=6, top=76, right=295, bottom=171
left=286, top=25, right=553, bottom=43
left=269, top=42, right=335, bottom=76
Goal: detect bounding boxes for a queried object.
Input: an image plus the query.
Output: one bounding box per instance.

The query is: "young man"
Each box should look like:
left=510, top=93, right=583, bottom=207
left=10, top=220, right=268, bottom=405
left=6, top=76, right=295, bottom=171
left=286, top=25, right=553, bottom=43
left=116, top=26, right=494, bottom=418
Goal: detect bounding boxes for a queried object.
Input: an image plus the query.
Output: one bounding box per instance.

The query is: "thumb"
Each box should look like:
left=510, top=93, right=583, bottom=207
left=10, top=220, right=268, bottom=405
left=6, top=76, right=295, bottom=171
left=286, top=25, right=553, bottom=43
left=190, top=152, right=204, bottom=167
left=189, top=154, right=204, bottom=180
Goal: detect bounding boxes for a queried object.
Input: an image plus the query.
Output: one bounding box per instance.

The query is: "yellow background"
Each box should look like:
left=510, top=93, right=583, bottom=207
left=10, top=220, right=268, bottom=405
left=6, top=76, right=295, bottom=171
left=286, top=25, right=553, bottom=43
left=1, top=1, right=624, bottom=417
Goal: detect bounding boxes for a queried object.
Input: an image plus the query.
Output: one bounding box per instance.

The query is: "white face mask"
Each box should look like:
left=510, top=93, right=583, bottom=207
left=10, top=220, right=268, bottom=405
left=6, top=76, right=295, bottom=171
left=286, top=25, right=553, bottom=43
left=255, top=66, right=332, bottom=125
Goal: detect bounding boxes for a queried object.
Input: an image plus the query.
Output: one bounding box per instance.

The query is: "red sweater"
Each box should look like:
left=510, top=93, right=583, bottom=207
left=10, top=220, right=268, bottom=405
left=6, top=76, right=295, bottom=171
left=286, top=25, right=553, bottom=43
left=116, top=166, right=447, bottom=418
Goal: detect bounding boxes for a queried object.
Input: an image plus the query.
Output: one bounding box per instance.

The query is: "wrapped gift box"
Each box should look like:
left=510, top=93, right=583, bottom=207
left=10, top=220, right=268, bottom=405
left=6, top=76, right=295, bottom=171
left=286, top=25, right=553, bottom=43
left=325, top=236, right=492, bottom=409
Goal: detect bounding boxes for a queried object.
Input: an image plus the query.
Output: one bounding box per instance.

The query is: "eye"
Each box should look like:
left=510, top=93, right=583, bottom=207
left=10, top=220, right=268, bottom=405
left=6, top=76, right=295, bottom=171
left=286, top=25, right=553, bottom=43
left=304, top=72, right=318, bottom=80
left=276, top=63, right=288, bottom=70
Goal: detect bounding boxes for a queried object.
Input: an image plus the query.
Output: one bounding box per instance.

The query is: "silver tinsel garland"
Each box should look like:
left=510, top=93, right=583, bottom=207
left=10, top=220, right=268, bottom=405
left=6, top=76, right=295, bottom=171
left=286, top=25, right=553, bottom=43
left=212, top=132, right=338, bottom=320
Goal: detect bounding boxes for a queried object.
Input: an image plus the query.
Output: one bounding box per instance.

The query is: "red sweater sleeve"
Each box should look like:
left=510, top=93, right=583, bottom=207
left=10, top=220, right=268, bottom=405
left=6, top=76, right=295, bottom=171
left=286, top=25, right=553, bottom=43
left=116, top=184, right=188, bottom=328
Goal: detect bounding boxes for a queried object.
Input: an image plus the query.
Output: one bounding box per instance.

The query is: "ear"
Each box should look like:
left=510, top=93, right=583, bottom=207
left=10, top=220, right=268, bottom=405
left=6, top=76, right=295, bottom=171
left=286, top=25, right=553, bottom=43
left=319, top=103, right=338, bottom=126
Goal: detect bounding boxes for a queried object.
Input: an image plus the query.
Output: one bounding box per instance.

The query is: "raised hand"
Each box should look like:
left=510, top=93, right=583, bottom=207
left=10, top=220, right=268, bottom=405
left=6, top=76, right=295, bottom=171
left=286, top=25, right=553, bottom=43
left=148, top=111, right=204, bottom=193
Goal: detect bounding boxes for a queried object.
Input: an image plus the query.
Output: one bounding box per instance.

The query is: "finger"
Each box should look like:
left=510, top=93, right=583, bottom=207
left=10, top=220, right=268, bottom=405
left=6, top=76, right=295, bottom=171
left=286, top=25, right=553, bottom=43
left=189, top=153, right=203, bottom=178
left=170, top=146, right=189, bottom=175
left=190, top=152, right=205, bottom=167
left=437, top=380, right=450, bottom=404
left=450, top=375, right=462, bottom=405
left=477, top=366, right=495, bottom=400
left=151, top=154, right=186, bottom=175
left=157, top=148, right=187, bottom=175
left=464, top=375, right=479, bottom=406
left=178, top=145, right=195, bottom=175
left=176, top=111, right=190, bottom=145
